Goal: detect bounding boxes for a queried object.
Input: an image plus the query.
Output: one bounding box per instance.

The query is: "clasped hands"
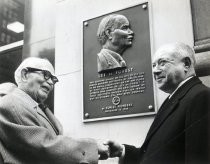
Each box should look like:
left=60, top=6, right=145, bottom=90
left=98, top=140, right=124, bottom=160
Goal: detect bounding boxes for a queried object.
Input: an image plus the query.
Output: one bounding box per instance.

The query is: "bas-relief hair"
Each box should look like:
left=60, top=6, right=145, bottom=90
left=14, top=57, right=53, bottom=86
left=97, top=14, right=120, bottom=45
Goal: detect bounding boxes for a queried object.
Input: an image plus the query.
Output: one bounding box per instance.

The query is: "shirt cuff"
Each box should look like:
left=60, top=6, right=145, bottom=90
left=119, top=145, right=125, bottom=164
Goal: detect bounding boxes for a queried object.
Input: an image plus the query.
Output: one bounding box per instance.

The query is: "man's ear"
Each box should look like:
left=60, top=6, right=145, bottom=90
left=105, top=29, right=112, bottom=40
left=21, top=69, right=28, bottom=82
left=183, top=57, right=191, bottom=69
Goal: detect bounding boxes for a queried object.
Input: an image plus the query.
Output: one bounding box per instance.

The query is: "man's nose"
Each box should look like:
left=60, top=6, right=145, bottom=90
left=128, top=29, right=134, bottom=35
left=152, top=65, right=162, bottom=75
left=46, top=78, right=54, bottom=87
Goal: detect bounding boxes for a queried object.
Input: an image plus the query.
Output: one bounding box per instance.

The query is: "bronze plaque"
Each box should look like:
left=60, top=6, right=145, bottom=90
left=83, top=2, right=156, bottom=122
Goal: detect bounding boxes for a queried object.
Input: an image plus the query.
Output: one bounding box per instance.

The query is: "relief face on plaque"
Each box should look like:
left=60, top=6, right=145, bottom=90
left=83, top=2, right=156, bottom=122
left=96, top=14, right=134, bottom=73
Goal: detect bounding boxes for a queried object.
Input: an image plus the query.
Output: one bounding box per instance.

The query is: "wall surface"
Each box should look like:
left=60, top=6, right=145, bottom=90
left=23, top=0, right=55, bottom=62
left=23, top=0, right=56, bottom=110
left=54, top=0, right=193, bottom=163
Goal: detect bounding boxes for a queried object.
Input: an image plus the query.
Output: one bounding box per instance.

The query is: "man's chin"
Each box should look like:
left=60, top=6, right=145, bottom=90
left=126, top=43, right=132, bottom=46
left=38, top=93, right=48, bottom=102
left=157, top=83, right=165, bottom=90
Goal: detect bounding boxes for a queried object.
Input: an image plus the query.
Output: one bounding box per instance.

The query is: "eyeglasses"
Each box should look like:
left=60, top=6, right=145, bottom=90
left=26, top=67, right=59, bottom=84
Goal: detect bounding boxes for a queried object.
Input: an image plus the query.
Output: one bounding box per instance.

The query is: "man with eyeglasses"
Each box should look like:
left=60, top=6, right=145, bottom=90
left=0, top=57, right=109, bottom=164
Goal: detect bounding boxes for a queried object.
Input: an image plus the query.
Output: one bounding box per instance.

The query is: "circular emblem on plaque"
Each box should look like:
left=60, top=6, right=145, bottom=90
left=112, top=96, right=121, bottom=105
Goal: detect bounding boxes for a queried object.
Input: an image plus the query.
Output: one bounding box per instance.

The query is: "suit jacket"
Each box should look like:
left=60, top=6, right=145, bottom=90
left=97, top=48, right=126, bottom=73
left=0, top=88, right=98, bottom=164
left=124, top=76, right=210, bottom=164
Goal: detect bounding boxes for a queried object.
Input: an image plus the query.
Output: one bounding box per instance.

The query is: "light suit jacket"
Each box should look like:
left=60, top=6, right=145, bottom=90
left=124, top=76, right=210, bottom=164
left=0, top=88, right=98, bottom=164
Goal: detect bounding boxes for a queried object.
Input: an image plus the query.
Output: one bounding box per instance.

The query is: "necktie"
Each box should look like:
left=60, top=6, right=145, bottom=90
left=38, top=103, right=47, bottom=110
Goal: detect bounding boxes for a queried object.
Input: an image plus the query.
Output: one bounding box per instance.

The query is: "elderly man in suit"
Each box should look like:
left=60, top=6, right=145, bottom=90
left=0, top=57, right=109, bottom=164
left=97, top=14, right=134, bottom=73
left=105, top=42, right=210, bottom=164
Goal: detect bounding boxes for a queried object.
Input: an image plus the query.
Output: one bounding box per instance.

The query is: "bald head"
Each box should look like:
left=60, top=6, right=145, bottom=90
left=154, top=42, right=196, bottom=68
left=15, top=57, right=55, bottom=86
left=97, top=14, right=131, bottom=45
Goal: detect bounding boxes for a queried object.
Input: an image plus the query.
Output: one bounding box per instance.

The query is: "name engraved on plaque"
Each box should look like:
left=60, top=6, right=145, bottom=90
left=101, top=103, right=134, bottom=113
left=89, top=70, right=146, bottom=101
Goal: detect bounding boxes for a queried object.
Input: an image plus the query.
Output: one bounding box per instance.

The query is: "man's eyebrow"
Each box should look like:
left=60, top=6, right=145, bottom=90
left=120, top=23, right=129, bottom=27
left=152, top=58, right=166, bottom=64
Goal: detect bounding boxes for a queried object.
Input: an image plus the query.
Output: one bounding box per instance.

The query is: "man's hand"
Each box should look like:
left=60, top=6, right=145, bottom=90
left=97, top=140, right=110, bottom=160
left=104, top=140, right=124, bottom=158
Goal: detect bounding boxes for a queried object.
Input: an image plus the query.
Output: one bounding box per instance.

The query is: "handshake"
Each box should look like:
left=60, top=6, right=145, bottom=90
left=97, top=140, right=124, bottom=160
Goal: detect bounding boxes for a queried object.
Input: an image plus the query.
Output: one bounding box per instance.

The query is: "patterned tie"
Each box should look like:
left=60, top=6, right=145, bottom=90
left=38, top=103, right=47, bottom=110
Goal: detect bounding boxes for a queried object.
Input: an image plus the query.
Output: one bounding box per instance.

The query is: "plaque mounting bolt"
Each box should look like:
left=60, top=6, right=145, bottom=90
left=84, top=22, right=88, bottom=26
left=148, top=105, right=153, bottom=110
left=142, top=4, right=147, bottom=10
left=85, top=113, right=89, bottom=118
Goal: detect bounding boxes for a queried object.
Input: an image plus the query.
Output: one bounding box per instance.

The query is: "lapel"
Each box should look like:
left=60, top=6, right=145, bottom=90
left=44, top=107, right=63, bottom=135
left=12, top=88, right=63, bottom=135
left=144, top=76, right=201, bottom=144
left=37, top=106, right=63, bottom=135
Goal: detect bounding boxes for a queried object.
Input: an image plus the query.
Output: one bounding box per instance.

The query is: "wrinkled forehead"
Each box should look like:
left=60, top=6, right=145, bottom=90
left=152, top=45, right=177, bottom=63
left=23, top=58, right=55, bottom=75
left=113, top=15, right=129, bottom=28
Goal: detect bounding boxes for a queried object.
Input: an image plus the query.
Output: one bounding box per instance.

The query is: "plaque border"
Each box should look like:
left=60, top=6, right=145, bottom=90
left=82, top=0, right=158, bottom=122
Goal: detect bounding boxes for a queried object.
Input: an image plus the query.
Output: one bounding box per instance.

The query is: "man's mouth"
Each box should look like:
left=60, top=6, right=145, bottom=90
left=41, top=86, right=50, bottom=93
left=127, top=35, right=133, bottom=41
left=155, top=76, right=165, bottom=82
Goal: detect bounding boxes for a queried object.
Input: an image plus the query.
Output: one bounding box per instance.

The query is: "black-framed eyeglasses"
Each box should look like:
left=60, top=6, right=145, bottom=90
left=26, top=67, right=59, bottom=84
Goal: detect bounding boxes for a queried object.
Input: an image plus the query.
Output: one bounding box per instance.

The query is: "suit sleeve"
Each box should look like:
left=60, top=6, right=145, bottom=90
left=124, top=144, right=142, bottom=164
left=0, top=97, right=98, bottom=164
left=185, top=88, right=210, bottom=164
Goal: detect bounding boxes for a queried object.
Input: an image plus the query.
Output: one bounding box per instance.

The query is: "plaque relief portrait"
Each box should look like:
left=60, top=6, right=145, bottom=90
left=83, top=3, right=156, bottom=121
left=96, top=14, right=134, bottom=73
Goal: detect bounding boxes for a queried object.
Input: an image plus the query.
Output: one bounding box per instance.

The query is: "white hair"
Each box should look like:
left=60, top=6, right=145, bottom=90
left=173, top=42, right=196, bottom=67
left=14, top=57, right=54, bottom=86
left=155, top=42, right=196, bottom=77
left=156, top=42, right=196, bottom=66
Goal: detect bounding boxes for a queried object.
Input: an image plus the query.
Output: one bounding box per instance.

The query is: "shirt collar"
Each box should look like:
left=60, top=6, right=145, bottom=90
left=168, top=76, right=194, bottom=99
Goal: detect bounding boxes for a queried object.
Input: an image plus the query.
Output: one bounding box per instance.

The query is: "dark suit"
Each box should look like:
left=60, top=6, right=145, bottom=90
left=124, top=76, right=210, bottom=164
left=0, top=88, right=98, bottom=164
